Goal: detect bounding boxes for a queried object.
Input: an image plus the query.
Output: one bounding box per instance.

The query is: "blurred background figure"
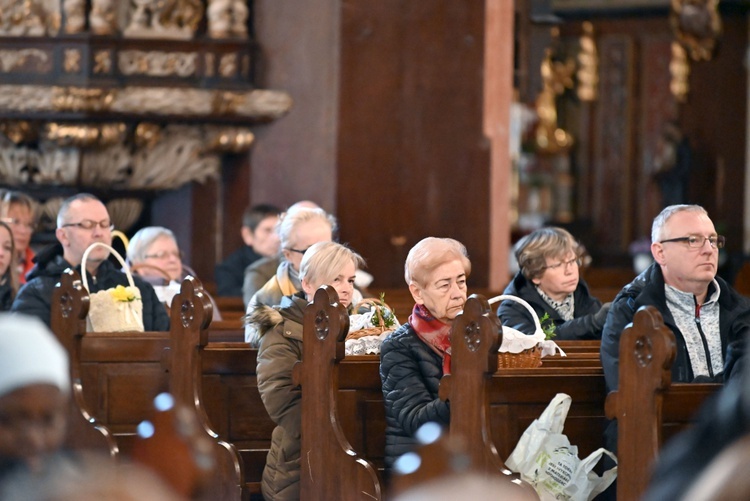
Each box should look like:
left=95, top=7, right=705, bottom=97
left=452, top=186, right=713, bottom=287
left=498, top=227, right=610, bottom=340
left=0, top=191, right=38, bottom=285
left=0, top=313, right=69, bottom=483
left=0, top=222, right=18, bottom=311
left=215, top=203, right=281, bottom=297
left=128, top=226, right=221, bottom=321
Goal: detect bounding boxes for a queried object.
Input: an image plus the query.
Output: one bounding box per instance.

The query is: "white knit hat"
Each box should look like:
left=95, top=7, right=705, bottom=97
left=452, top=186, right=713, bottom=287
left=0, top=313, right=69, bottom=398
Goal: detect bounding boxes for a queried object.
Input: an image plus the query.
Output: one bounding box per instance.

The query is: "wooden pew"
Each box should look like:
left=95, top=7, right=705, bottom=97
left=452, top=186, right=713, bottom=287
left=52, top=269, right=129, bottom=457
left=605, top=306, right=722, bottom=500
left=168, top=277, right=245, bottom=500
left=214, top=296, right=247, bottom=321
left=294, top=286, right=382, bottom=500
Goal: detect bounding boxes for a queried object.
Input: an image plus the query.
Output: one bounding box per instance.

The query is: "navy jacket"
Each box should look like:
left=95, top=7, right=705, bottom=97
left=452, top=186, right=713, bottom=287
left=497, top=272, right=604, bottom=340
left=379, top=323, right=450, bottom=470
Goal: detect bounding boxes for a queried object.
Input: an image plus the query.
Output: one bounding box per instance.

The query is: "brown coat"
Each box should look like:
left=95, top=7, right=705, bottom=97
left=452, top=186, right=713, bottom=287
left=250, top=294, right=305, bottom=501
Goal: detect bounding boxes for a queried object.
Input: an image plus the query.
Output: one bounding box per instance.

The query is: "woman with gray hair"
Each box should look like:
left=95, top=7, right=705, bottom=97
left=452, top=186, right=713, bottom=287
left=379, top=237, right=471, bottom=472
left=497, top=226, right=609, bottom=340
left=246, top=241, right=365, bottom=501
left=127, top=226, right=220, bottom=320
left=244, top=206, right=339, bottom=343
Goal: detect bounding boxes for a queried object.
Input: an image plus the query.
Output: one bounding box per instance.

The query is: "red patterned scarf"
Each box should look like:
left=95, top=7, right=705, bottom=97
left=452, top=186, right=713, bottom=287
left=409, top=303, right=453, bottom=375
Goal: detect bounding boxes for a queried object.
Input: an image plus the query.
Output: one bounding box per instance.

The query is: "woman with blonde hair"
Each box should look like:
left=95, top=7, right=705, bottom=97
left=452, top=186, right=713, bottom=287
left=0, top=191, right=37, bottom=284
left=247, top=241, right=365, bottom=501
left=497, top=226, right=609, bottom=340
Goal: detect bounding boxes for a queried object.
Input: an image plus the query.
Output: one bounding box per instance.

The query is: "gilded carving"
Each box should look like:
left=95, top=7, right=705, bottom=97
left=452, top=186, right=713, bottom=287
left=89, top=0, right=118, bottom=35
left=0, top=121, right=36, bottom=145
left=125, top=0, right=204, bottom=40
left=63, top=49, right=81, bottom=74
left=670, top=0, right=721, bottom=61
left=44, top=123, right=127, bottom=147
left=0, top=49, right=50, bottom=73
left=63, top=0, right=86, bottom=33
left=93, top=50, right=112, bottom=74
left=0, top=84, right=293, bottom=120
left=203, top=126, right=255, bottom=153
left=576, top=22, right=598, bottom=102
left=118, top=50, right=198, bottom=77
left=669, top=41, right=690, bottom=102
left=134, top=123, right=162, bottom=149
left=0, top=0, right=60, bottom=36
left=535, top=42, right=576, bottom=153
left=207, top=0, right=248, bottom=38
left=219, top=53, right=237, bottom=78
left=52, top=87, right=115, bottom=112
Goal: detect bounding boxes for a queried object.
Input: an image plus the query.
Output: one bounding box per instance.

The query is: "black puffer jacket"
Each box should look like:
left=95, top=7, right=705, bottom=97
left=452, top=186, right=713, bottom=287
left=11, top=243, right=170, bottom=331
left=600, top=262, right=750, bottom=392
left=379, top=323, right=450, bottom=470
left=497, top=272, right=604, bottom=340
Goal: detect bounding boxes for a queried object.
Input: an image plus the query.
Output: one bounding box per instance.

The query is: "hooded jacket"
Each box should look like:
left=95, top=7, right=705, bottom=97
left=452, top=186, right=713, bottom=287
left=600, top=262, right=750, bottom=392
left=11, top=243, right=170, bottom=331
left=497, top=271, right=604, bottom=340
left=248, top=293, right=306, bottom=501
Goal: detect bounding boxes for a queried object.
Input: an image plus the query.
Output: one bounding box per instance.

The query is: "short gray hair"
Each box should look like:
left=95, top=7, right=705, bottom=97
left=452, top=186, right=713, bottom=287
left=127, top=226, right=177, bottom=264
left=56, top=193, right=102, bottom=228
left=514, top=227, right=579, bottom=280
left=404, top=237, right=470, bottom=287
left=651, top=204, right=709, bottom=243
left=278, top=207, right=336, bottom=250
left=299, top=241, right=365, bottom=288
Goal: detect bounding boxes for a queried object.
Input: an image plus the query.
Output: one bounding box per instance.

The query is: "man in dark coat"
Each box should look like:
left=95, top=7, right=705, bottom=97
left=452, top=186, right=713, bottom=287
left=11, top=193, right=169, bottom=331
left=215, top=203, right=281, bottom=297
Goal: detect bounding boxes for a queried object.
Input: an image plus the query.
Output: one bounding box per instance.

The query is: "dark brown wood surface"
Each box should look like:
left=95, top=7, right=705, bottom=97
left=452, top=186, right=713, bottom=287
left=295, top=286, right=382, bottom=500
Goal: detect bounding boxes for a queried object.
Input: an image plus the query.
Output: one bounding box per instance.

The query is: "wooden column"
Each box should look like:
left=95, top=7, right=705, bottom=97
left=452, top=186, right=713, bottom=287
left=485, top=0, right=514, bottom=290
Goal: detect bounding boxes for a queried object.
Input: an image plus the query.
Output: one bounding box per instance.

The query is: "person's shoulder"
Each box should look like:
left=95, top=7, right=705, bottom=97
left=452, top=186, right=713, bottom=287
left=381, top=323, right=416, bottom=349
left=247, top=255, right=280, bottom=274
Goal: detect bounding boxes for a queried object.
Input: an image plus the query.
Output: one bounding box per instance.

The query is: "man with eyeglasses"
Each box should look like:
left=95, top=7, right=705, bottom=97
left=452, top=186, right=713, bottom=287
left=11, top=193, right=169, bottom=331
left=599, top=204, right=750, bottom=481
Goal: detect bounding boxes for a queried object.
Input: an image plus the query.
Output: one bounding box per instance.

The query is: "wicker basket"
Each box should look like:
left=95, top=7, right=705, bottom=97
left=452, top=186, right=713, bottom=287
left=346, top=298, right=397, bottom=340
left=491, top=294, right=545, bottom=369
left=498, top=344, right=543, bottom=368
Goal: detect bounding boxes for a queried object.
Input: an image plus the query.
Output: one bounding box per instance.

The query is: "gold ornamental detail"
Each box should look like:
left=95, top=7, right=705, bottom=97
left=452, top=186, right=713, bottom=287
left=0, top=48, right=50, bottom=73
left=93, top=50, right=112, bottom=74
left=118, top=50, right=198, bottom=77
left=64, top=49, right=82, bottom=74
left=52, top=87, right=115, bottom=112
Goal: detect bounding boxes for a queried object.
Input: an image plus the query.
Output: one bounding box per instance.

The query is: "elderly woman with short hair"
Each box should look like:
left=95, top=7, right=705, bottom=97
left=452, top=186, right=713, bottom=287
left=497, top=226, right=610, bottom=340
left=379, top=237, right=470, bottom=471
left=247, top=241, right=365, bottom=501
left=244, top=206, right=341, bottom=343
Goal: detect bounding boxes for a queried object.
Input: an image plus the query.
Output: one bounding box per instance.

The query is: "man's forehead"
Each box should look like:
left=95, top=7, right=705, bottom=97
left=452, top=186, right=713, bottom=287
left=68, top=199, right=109, bottom=218
left=666, top=211, right=713, bottom=231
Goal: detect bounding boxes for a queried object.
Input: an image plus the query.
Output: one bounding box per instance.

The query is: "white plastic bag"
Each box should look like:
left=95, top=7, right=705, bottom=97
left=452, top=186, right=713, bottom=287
left=506, top=393, right=617, bottom=501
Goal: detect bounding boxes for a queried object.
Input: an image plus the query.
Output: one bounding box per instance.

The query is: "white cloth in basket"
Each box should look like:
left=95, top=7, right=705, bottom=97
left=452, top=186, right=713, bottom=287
left=490, top=295, right=564, bottom=357
left=345, top=303, right=402, bottom=355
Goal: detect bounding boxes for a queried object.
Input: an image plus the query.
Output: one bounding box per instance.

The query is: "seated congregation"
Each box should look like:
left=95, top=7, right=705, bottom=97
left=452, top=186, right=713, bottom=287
left=0, top=192, right=748, bottom=500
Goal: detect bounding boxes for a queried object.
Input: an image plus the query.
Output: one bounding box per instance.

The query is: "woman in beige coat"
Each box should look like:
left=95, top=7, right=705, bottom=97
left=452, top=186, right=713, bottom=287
left=246, top=241, right=364, bottom=501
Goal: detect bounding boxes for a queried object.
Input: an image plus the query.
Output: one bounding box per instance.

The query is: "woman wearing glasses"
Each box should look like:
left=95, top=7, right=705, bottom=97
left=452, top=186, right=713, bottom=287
left=0, top=191, right=38, bottom=284
left=497, top=226, right=611, bottom=340
left=127, top=226, right=221, bottom=321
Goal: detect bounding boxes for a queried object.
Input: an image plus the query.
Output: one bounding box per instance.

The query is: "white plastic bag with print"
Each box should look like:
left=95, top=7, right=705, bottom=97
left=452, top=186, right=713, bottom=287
left=506, top=393, right=617, bottom=501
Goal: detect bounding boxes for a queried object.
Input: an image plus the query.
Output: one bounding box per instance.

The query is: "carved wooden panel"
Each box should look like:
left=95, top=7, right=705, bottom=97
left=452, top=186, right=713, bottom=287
left=592, top=35, right=633, bottom=253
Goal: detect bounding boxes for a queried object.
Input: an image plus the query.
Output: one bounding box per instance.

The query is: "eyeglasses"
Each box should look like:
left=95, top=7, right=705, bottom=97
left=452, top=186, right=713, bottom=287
left=286, top=247, right=311, bottom=255
left=61, top=219, right=114, bottom=231
left=144, top=250, right=181, bottom=260
left=542, top=257, right=582, bottom=271
left=660, top=235, right=725, bottom=249
left=1, top=218, right=36, bottom=231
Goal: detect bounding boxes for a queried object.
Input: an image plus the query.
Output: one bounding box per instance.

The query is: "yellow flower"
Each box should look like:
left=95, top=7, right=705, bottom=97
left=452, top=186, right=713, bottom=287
left=110, top=285, right=137, bottom=302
